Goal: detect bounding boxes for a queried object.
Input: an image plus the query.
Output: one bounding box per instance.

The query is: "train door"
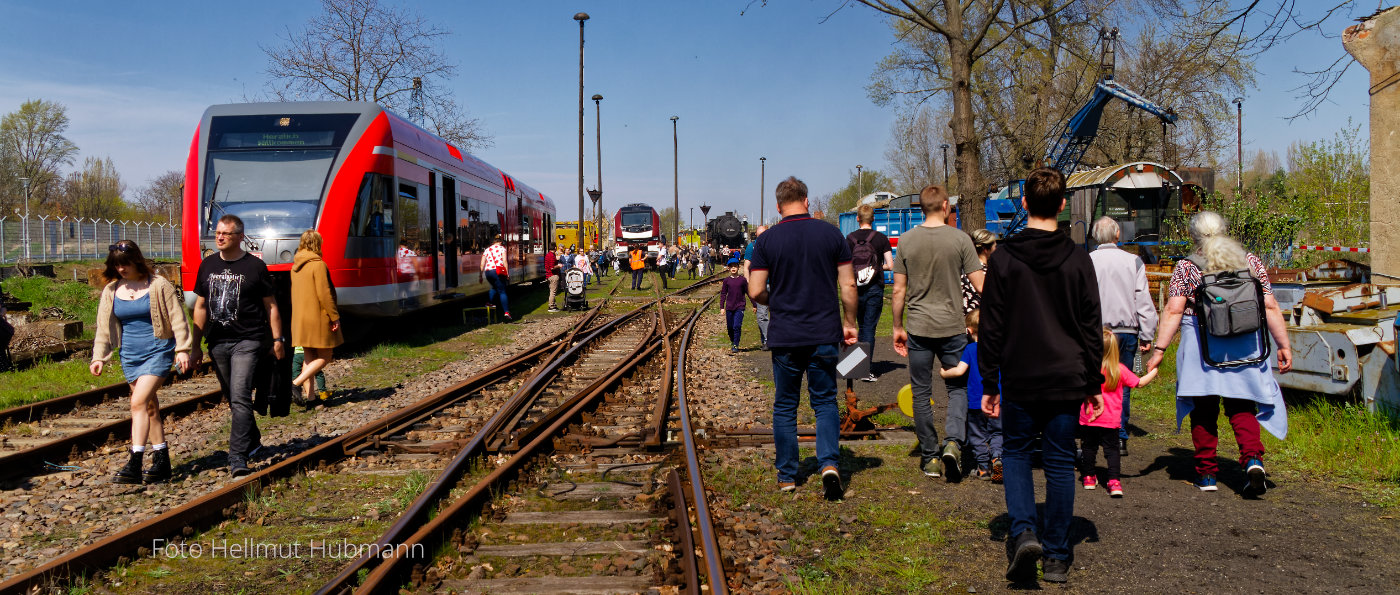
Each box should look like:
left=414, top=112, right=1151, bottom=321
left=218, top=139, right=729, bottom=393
left=515, top=194, right=526, bottom=270
left=440, top=175, right=459, bottom=289
left=426, top=172, right=441, bottom=292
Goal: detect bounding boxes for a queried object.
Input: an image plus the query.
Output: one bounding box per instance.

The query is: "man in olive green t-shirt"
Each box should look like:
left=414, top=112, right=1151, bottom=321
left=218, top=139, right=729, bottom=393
left=892, top=185, right=986, bottom=481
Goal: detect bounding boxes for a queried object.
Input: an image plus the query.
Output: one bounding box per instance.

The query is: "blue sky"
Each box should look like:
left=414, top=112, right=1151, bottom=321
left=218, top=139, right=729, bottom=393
left=0, top=1, right=1373, bottom=225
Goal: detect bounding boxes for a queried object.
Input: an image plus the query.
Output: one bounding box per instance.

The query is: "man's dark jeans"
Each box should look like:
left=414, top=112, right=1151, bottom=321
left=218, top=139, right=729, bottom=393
left=1115, top=332, right=1137, bottom=441
left=209, top=339, right=265, bottom=465
left=1001, top=398, right=1079, bottom=562
left=770, top=344, right=841, bottom=482
left=856, top=282, right=883, bottom=345
left=907, top=332, right=968, bottom=459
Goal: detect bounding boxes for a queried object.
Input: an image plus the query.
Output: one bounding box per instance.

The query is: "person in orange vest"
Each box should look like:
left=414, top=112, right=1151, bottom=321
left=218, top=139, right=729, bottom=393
left=629, top=243, right=646, bottom=290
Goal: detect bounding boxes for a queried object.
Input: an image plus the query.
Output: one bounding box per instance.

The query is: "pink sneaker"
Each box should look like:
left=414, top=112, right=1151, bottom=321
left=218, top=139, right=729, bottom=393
left=1107, top=479, right=1123, bottom=497
left=1082, top=475, right=1097, bottom=490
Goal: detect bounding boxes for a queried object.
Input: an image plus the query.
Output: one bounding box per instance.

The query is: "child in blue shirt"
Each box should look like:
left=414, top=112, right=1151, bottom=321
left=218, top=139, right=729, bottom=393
left=940, top=309, right=1002, bottom=481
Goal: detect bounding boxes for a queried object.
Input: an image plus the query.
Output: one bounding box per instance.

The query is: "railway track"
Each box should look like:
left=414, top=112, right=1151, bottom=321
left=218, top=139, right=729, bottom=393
left=0, top=366, right=224, bottom=483
left=4, top=272, right=728, bottom=594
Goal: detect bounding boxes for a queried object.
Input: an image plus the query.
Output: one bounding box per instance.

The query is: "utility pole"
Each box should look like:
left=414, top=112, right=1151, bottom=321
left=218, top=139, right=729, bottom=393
left=1233, top=97, right=1244, bottom=194
left=939, top=144, right=950, bottom=187
left=575, top=12, right=590, bottom=250
left=593, top=93, right=604, bottom=249
left=759, top=157, right=766, bottom=225
left=671, top=116, right=679, bottom=245
left=856, top=165, right=863, bottom=204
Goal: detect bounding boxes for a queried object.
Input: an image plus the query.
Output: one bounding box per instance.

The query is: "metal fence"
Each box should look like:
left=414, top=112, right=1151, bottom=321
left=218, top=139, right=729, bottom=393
left=0, top=217, right=180, bottom=263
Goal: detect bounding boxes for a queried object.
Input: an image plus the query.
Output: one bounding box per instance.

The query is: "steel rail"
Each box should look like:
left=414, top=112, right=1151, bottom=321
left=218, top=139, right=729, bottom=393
left=674, top=291, right=729, bottom=594
left=485, top=301, right=654, bottom=452
left=0, top=319, right=583, bottom=594
left=0, top=362, right=210, bottom=427
left=0, top=387, right=225, bottom=483
left=336, top=309, right=694, bottom=594
left=315, top=299, right=659, bottom=594
left=667, top=468, right=702, bottom=595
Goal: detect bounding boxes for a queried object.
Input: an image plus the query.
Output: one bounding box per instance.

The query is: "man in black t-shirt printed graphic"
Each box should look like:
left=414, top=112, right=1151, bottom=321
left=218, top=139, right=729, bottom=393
left=190, top=214, right=287, bottom=478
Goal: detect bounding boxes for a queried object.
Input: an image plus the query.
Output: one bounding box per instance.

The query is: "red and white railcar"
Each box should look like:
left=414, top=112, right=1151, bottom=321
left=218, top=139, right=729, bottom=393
left=180, top=102, right=556, bottom=317
left=612, top=203, right=661, bottom=258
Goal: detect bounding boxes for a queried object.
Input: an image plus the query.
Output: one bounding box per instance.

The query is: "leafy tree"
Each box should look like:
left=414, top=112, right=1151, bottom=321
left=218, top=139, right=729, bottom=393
left=818, top=168, right=897, bottom=224
left=58, top=157, right=126, bottom=220
left=0, top=99, right=79, bottom=215
left=261, top=0, right=491, bottom=149
left=1286, top=121, right=1369, bottom=249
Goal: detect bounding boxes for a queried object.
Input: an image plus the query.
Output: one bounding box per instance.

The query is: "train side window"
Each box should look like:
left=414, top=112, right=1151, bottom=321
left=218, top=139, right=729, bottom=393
left=398, top=184, right=421, bottom=254
left=350, top=173, right=395, bottom=237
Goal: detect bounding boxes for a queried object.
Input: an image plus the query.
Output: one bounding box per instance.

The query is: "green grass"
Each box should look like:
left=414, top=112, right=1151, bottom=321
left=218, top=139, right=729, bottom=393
left=708, top=446, right=950, bottom=594
left=0, top=357, right=119, bottom=410
left=2, top=275, right=102, bottom=334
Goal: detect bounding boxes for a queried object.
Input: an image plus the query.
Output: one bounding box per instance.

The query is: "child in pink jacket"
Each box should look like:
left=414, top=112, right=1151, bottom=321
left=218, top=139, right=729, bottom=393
left=1080, top=328, right=1157, bottom=497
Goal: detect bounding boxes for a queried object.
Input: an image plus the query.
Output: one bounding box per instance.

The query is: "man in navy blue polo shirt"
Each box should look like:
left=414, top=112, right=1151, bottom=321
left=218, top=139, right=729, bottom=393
left=748, top=176, right=858, bottom=501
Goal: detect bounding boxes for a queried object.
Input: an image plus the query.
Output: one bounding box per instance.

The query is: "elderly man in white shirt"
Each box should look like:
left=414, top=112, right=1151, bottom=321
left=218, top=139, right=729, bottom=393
left=1089, top=217, right=1159, bottom=456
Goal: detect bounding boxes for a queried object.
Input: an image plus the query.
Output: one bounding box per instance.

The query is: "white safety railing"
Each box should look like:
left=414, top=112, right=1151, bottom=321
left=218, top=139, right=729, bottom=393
left=0, top=217, right=180, bottom=263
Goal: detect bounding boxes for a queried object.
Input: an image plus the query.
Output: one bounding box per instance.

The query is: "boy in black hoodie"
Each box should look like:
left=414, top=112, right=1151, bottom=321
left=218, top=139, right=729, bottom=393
left=979, top=167, right=1104, bottom=585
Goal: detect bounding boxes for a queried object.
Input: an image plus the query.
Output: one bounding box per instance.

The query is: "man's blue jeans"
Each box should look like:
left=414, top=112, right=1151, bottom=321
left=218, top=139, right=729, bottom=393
left=771, top=344, right=841, bottom=482
left=1001, top=398, right=1079, bottom=562
left=856, top=282, right=883, bottom=345
left=1115, top=332, right=1137, bottom=441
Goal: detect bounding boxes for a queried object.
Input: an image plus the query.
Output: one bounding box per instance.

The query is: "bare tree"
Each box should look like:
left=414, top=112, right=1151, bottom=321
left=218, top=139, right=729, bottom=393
left=261, top=0, right=492, bottom=149
left=884, top=105, right=951, bottom=194
left=135, top=170, right=184, bottom=223
left=855, top=0, right=1079, bottom=231
left=0, top=99, right=79, bottom=215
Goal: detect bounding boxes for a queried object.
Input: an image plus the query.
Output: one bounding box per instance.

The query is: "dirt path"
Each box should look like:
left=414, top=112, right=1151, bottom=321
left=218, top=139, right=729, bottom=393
left=721, top=332, right=1400, bottom=592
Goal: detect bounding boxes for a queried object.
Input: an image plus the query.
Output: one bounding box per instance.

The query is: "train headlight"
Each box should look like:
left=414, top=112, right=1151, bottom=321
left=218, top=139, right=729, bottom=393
left=280, top=250, right=293, bottom=262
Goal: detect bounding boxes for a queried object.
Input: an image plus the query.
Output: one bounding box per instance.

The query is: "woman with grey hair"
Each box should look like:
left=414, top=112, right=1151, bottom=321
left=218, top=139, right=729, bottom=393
left=1145, top=211, right=1292, bottom=494
left=961, top=228, right=998, bottom=314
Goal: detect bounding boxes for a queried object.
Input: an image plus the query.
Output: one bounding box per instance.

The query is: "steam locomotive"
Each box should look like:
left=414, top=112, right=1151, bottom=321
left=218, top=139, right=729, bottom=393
left=705, top=212, right=748, bottom=254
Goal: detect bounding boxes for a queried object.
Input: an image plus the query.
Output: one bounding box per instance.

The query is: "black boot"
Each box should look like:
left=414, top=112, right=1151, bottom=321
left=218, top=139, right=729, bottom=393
left=143, top=449, right=172, bottom=484
left=113, top=450, right=143, bottom=484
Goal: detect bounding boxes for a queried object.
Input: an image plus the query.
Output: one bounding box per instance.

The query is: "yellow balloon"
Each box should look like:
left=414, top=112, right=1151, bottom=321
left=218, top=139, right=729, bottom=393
left=897, top=384, right=914, bottom=417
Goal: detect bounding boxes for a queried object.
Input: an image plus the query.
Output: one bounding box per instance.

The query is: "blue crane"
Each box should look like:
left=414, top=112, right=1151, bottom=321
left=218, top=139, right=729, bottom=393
left=996, top=27, right=1178, bottom=237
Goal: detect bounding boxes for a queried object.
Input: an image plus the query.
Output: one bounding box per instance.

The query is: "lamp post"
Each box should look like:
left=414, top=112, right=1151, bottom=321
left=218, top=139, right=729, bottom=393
left=670, top=115, right=679, bottom=245
left=588, top=188, right=602, bottom=248
left=1232, top=97, right=1244, bottom=193
left=758, top=156, right=766, bottom=226
left=592, top=93, right=604, bottom=249
left=688, top=207, right=693, bottom=245
left=699, top=203, right=711, bottom=246
left=856, top=164, right=863, bottom=204
left=939, top=143, right=950, bottom=187
left=18, top=177, right=30, bottom=261
left=574, top=12, right=590, bottom=250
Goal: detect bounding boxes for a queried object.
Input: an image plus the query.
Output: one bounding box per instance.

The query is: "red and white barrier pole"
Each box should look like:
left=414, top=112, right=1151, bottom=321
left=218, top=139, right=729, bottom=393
left=1296, top=245, right=1371, bottom=253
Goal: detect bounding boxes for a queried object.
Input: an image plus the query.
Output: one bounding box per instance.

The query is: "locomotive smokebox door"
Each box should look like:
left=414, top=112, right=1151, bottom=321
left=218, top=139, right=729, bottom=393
left=564, top=268, right=588, bottom=311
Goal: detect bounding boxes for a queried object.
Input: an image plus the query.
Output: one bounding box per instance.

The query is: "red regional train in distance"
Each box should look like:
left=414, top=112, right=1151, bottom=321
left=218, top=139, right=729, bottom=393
left=180, top=102, right=556, bottom=317
left=613, top=203, right=661, bottom=258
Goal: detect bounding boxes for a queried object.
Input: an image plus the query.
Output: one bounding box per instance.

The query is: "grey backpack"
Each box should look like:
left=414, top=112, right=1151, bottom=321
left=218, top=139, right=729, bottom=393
left=1187, top=254, right=1269, bottom=367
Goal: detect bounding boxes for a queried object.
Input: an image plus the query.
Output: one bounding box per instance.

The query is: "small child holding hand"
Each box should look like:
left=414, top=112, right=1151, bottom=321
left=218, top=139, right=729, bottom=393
left=1080, top=327, right=1158, bottom=497
left=941, top=310, right=1003, bottom=481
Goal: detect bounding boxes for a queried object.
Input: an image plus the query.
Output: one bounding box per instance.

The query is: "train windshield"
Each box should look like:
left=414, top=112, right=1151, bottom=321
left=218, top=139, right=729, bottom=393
left=620, top=211, right=652, bottom=230
left=203, top=113, right=358, bottom=238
